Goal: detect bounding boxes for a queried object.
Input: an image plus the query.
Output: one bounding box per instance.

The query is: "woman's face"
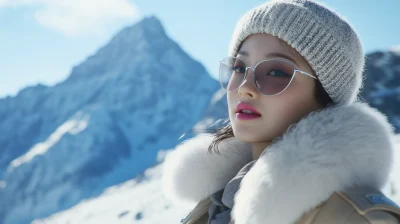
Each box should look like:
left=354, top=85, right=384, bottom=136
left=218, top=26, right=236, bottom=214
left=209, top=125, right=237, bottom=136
left=228, top=33, right=322, bottom=144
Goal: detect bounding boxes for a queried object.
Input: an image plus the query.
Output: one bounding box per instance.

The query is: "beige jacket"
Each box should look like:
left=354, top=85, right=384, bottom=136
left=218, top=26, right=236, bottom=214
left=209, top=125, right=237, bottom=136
left=163, top=103, right=400, bottom=224
left=182, top=187, right=400, bottom=224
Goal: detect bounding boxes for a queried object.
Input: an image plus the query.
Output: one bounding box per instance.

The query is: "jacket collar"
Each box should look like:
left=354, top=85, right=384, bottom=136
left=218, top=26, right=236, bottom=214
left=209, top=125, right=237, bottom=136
left=162, top=103, right=396, bottom=224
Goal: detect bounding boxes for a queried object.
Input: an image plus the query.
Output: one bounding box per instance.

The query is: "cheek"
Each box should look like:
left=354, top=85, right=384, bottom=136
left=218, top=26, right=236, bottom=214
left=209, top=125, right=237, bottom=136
left=265, top=84, right=317, bottom=135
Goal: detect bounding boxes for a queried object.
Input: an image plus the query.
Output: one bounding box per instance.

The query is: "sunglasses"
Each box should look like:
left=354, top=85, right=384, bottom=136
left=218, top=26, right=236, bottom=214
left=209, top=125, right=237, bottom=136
left=219, top=56, right=317, bottom=96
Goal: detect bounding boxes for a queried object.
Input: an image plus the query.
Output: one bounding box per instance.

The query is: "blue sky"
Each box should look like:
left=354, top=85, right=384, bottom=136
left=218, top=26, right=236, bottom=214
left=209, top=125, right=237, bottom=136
left=0, top=0, right=399, bottom=98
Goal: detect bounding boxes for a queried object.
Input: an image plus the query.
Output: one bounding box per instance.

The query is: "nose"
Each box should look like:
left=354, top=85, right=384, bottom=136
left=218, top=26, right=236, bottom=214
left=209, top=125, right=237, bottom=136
left=238, top=67, right=258, bottom=98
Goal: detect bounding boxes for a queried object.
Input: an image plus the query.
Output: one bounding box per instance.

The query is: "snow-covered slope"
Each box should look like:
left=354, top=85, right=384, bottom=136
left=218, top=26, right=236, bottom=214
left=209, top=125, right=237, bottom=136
left=32, top=150, right=193, bottom=224
left=0, top=16, right=219, bottom=224
left=33, top=135, right=400, bottom=224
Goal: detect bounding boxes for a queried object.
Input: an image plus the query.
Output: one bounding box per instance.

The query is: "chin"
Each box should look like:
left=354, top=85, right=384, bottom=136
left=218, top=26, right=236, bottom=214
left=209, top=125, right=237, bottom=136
left=232, top=128, right=263, bottom=143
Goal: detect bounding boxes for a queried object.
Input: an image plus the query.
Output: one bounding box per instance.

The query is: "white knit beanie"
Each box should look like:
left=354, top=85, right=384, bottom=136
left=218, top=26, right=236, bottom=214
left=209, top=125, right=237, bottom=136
left=229, top=0, right=365, bottom=105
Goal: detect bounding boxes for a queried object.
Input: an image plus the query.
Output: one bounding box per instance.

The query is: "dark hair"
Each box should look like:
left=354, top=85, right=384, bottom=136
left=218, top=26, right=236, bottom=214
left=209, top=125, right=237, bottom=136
left=207, top=78, right=333, bottom=154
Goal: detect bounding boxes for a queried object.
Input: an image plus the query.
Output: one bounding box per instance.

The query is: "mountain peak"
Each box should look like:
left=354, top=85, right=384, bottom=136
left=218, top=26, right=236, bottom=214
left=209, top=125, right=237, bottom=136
left=67, top=15, right=172, bottom=81
left=138, top=15, right=164, bottom=31
left=117, top=15, right=167, bottom=44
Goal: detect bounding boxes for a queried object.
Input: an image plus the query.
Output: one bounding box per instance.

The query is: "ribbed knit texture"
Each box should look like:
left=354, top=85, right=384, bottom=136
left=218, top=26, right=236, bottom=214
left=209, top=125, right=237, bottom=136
left=228, top=0, right=365, bottom=104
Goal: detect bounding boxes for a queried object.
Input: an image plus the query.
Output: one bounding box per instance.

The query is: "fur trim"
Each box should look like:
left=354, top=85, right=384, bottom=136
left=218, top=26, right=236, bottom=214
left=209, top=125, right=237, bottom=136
left=162, top=103, right=396, bottom=224
left=162, top=134, right=252, bottom=204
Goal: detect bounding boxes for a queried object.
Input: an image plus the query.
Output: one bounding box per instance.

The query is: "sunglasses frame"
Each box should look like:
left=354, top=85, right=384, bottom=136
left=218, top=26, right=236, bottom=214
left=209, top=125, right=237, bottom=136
left=219, top=56, right=317, bottom=96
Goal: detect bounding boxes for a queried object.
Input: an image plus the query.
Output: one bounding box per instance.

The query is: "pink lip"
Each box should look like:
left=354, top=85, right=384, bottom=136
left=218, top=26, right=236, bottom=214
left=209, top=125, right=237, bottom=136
left=236, top=102, right=261, bottom=114
left=235, top=102, right=262, bottom=120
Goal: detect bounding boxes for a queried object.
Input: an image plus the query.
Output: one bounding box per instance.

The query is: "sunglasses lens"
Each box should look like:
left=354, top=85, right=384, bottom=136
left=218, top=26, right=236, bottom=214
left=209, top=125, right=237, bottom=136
left=254, top=60, right=294, bottom=95
left=219, top=57, right=246, bottom=91
left=219, top=57, right=295, bottom=95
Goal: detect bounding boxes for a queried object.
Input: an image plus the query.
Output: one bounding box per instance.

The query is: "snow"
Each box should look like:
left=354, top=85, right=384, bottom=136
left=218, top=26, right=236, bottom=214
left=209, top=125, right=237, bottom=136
left=33, top=151, right=192, bottom=224
left=192, top=118, right=215, bottom=133
left=7, top=112, right=89, bottom=172
left=390, top=45, right=400, bottom=56
left=210, top=88, right=226, bottom=105
left=0, top=180, right=6, bottom=189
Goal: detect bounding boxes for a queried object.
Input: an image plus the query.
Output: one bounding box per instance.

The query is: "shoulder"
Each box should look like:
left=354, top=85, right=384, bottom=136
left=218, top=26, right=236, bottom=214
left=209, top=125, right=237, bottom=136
left=312, top=186, right=400, bottom=224
left=337, top=187, right=400, bottom=223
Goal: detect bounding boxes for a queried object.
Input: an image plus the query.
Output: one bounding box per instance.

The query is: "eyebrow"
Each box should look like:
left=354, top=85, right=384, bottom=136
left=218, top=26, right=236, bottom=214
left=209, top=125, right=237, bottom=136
left=237, top=50, right=300, bottom=67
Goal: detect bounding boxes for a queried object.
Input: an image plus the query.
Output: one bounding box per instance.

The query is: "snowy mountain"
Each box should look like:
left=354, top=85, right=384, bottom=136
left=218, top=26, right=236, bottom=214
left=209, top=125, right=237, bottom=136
left=360, top=46, right=400, bottom=133
left=32, top=135, right=400, bottom=224
left=0, top=16, right=219, bottom=224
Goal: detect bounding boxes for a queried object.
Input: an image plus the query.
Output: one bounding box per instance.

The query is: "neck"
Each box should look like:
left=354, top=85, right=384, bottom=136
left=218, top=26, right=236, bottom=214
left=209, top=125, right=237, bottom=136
left=252, top=141, right=272, bottom=160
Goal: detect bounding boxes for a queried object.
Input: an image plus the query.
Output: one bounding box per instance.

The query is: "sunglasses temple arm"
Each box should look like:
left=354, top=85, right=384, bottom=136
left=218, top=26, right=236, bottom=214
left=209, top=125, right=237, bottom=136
left=296, top=70, right=317, bottom=79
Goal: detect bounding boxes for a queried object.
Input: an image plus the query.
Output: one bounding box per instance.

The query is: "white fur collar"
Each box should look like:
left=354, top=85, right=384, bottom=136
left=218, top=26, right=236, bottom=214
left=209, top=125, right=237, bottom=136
left=162, top=103, right=396, bottom=224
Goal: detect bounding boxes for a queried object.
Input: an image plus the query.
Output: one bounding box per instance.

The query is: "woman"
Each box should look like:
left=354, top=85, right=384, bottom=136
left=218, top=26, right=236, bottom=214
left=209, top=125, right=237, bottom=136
left=163, top=0, right=400, bottom=223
